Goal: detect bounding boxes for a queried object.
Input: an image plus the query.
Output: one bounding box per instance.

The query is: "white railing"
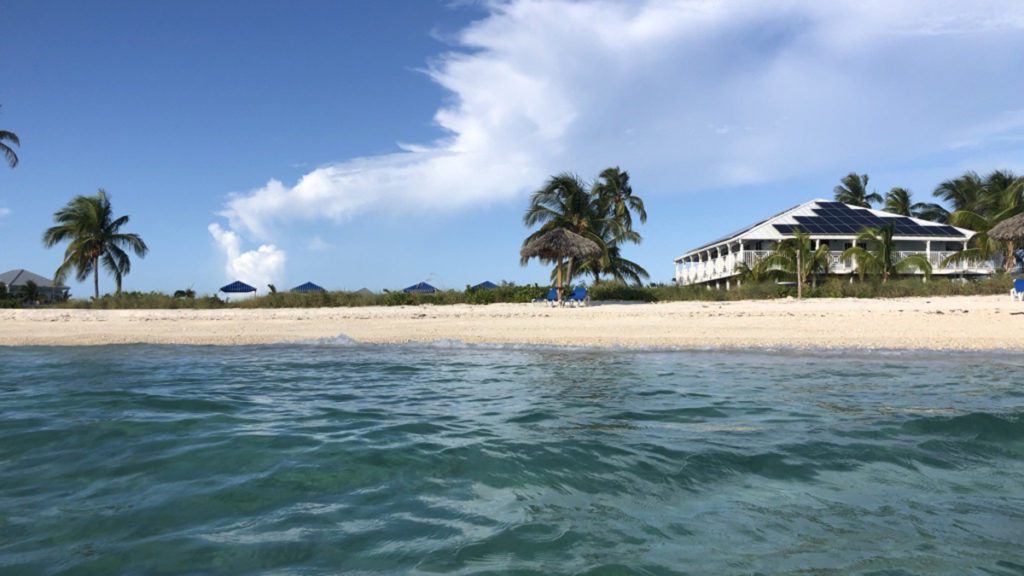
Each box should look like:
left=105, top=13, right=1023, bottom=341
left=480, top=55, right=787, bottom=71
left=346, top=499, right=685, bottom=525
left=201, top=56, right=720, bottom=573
left=676, top=250, right=994, bottom=285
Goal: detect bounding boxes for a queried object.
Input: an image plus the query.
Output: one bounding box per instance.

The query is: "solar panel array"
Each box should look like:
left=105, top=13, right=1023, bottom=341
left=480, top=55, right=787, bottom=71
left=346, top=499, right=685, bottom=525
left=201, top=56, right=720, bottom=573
left=773, top=201, right=963, bottom=237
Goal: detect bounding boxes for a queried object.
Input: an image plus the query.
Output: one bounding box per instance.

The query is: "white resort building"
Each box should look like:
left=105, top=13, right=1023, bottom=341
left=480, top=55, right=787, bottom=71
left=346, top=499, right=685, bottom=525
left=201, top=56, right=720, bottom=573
left=674, top=199, right=994, bottom=288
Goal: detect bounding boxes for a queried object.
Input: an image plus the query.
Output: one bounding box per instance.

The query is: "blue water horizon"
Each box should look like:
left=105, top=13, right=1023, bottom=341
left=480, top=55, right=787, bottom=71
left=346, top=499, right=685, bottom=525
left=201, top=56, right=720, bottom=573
left=1, top=343, right=1022, bottom=575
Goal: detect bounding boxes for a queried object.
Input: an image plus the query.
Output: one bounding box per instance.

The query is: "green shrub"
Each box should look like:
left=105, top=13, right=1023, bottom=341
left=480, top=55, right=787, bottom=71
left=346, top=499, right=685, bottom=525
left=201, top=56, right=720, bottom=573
left=588, top=283, right=658, bottom=302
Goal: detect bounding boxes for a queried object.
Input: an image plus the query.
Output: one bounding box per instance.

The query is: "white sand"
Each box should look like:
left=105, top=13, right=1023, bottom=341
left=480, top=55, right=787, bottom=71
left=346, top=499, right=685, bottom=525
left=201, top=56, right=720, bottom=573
left=2, top=295, right=1023, bottom=350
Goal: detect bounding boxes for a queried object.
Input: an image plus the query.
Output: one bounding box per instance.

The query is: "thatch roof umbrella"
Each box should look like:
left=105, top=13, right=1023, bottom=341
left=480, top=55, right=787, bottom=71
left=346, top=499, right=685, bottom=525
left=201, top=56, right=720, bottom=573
left=520, top=228, right=601, bottom=299
left=988, top=213, right=1024, bottom=242
left=988, top=213, right=1024, bottom=270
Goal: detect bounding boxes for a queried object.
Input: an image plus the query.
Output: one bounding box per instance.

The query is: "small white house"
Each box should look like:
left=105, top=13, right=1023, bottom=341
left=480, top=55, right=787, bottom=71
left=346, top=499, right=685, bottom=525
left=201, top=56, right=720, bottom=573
left=674, top=199, right=993, bottom=288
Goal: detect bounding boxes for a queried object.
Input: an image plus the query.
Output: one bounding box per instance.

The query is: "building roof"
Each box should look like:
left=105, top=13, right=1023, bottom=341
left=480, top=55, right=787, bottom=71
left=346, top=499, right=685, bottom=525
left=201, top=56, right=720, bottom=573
left=291, top=281, right=326, bottom=293
left=403, top=282, right=437, bottom=293
left=219, top=280, right=257, bottom=293
left=0, top=269, right=66, bottom=289
left=676, top=199, right=973, bottom=261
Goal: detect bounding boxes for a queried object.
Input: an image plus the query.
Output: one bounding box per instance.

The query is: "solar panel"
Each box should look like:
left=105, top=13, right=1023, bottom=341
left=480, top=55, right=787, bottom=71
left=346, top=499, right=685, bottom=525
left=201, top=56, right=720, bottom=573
left=770, top=202, right=965, bottom=239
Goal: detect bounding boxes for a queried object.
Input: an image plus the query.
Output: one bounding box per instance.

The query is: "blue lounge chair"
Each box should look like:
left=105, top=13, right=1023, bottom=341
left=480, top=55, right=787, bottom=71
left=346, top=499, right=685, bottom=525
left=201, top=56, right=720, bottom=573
left=1012, top=279, right=1024, bottom=302
left=566, top=286, right=588, bottom=307
left=533, top=287, right=559, bottom=306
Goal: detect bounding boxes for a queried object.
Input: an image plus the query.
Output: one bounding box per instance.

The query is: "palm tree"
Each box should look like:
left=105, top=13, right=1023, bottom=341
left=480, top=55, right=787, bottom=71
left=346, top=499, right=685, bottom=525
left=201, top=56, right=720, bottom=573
left=884, top=187, right=913, bottom=216
left=937, top=170, right=1024, bottom=269
left=841, top=224, right=932, bottom=283
left=933, top=171, right=989, bottom=215
left=522, top=173, right=601, bottom=290
left=733, top=256, right=777, bottom=283
left=593, top=167, right=647, bottom=234
left=834, top=172, right=881, bottom=208
left=763, top=229, right=831, bottom=298
left=883, top=186, right=949, bottom=222
left=522, top=168, right=649, bottom=287
left=43, top=189, right=148, bottom=299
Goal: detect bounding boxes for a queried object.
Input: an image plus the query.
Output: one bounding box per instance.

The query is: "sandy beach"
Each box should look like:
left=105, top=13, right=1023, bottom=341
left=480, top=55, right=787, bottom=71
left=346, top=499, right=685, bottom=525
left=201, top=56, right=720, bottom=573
left=1, top=295, right=1023, bottom=350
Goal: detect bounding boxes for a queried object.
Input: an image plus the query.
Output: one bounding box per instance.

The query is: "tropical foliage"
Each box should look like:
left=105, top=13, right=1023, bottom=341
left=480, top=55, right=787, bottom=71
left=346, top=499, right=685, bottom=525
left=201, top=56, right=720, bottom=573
left=522, top=167, right=648, bottom=286
left=883, top=187, right=948, bottom=221
left=834, top=172, right=881, bottom=208
left=733, top=255, right=778, bottom=283
left=841, top=223, right=932, bottom=283
left=43, top=189, right=149, bottom=299
left=935, top=170, right=1024, bottom=269
left=1, top=106, right=19, bottom=168
left=762, top=229, right=831, bottom=297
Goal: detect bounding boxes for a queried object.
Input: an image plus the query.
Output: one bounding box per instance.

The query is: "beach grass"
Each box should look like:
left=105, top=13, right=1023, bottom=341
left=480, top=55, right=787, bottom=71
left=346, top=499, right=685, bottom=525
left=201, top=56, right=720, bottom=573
left=29, top=275, right=1014, bottom=309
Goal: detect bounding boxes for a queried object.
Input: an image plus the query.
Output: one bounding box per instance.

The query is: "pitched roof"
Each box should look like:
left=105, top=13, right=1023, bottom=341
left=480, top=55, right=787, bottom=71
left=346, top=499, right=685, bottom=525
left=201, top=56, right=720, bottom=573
left=219, top=280, right=257, bottom=293
left=0, top=269, right=66, bottom=289
left=677, top=199, right=973, bottom=261
left=291, top=281, right=325, bottom=293
left=403, top=282, right=437, bottom=293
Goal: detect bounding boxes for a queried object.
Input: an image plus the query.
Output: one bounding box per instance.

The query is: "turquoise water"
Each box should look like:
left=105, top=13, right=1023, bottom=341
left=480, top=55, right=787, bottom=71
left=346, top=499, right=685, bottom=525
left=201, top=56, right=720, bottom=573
left=1, top=343, right=1023, bottom=575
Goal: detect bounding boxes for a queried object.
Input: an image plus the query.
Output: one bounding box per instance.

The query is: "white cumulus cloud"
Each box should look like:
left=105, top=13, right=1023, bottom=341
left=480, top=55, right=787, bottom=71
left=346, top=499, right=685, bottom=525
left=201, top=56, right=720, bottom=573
left=208, top=223, right=286, bottom=289
left=211, top=0, right=1024, bottom=245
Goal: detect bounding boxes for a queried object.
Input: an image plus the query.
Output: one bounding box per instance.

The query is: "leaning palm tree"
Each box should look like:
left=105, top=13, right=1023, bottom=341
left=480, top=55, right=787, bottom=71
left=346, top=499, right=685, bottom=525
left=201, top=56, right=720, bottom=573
left=834, top=172, right=881, bottom=208
left=763, top=229, right=830, bottom=298
left=841, top=224, right=932, bottom=283
left=43, top=189, right=148, bottom=299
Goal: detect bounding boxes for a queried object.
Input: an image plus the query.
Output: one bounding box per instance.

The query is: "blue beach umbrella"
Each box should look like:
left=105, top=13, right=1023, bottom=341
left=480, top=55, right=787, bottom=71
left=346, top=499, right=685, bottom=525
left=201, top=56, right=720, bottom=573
left=403, top=282, right=437, bottom=294
left=219, top=280, right=256, bottom=294
left=472, top=281, right=499, bottom=290
left=291, top=281, right=326, bottom=293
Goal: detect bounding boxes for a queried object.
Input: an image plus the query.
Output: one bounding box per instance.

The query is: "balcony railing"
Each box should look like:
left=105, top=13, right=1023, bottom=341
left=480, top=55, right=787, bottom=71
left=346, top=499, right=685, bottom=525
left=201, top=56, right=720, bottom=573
left=675, top=250, right=993, bottom=285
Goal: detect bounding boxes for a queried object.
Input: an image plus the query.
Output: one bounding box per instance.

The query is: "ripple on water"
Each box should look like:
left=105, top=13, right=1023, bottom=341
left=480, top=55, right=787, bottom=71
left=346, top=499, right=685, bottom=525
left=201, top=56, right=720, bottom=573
left=0, top=344, right=1022, bottom=574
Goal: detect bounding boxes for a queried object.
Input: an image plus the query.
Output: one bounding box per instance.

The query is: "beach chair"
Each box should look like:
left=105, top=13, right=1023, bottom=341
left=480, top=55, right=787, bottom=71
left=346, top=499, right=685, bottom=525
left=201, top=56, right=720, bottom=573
left=1012, top=279, right=1024, bottom=302
left=533, top=287, right=559, bottom=306
left=566, top=286, right=588, bottom=307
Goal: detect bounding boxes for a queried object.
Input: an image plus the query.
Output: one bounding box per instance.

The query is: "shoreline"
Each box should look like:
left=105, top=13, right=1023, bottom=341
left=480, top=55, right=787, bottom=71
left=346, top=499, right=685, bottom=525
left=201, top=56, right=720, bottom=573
left=2, top=295, right=1024, bottom=350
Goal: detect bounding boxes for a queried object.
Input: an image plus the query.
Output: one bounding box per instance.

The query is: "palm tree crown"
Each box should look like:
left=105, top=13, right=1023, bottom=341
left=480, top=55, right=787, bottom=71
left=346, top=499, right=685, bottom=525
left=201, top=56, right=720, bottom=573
left=42, top=189, right=148, bottom=299
left=763, top=229, right=830, bottom=297
left=834, top=172, right=882, bottom=208
left=841, top=223, right=932, bottom=283
left=522, top=168, right=649, bottom=287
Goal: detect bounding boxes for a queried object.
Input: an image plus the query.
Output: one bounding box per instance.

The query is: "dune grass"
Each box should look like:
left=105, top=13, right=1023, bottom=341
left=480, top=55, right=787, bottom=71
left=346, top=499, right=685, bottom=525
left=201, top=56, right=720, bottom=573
left=34, top=275, right=1014, bottom=309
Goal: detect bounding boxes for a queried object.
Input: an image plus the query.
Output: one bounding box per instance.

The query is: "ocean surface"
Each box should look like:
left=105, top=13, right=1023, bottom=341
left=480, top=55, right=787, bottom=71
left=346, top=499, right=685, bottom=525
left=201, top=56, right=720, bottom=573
left=1, top=342, right=1022, bottom=575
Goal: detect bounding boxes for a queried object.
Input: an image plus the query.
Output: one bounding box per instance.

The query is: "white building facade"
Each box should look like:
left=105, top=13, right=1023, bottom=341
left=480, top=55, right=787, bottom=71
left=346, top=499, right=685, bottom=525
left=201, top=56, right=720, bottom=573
left=674, top=199, right=993, bottom=288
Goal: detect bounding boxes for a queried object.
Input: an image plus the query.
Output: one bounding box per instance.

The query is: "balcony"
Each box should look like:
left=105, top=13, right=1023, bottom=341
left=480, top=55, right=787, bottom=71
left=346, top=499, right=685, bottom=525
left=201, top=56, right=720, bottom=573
left=675, top=250, right=994, bottom=286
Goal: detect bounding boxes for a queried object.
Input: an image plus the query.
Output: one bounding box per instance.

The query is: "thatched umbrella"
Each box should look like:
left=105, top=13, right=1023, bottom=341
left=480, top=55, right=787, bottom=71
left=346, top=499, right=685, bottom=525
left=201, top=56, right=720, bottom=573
left=988, top=213, right=1024, bottom=242
left=989, top=213, right=1024, bottom=270
left=520, top=228, right=601, bottom=299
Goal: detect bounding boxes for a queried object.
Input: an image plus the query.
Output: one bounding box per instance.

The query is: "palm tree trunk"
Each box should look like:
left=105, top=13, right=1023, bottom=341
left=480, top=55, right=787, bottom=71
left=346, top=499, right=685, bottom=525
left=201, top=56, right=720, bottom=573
left=565, top=256, right=575, bottom=295
left=93, top=258, right=99, bottom=299
left=796, top=249, right=802, bottom=299
left=555, top=257, right=563, bottom=301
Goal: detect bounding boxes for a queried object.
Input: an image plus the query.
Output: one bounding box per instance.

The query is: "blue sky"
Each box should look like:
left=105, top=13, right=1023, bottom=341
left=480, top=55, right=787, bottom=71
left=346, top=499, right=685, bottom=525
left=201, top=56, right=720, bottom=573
left=2, top=0, right=1023, bottom=296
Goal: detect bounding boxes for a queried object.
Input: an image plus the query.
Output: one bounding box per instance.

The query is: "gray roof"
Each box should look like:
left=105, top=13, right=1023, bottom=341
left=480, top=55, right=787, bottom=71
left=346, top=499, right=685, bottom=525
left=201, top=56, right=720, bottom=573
left=0, top=269, right=67, bottom=289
